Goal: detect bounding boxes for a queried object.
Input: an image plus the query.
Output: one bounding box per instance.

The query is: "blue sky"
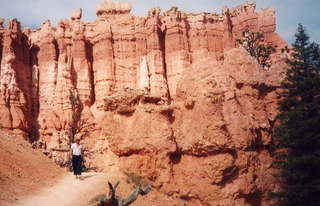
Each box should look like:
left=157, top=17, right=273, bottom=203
left=0, top=0, right=319, bottom=44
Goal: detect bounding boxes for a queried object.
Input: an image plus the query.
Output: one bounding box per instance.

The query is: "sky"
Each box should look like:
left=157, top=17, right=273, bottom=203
left=0, top=0, right=319, bottom=44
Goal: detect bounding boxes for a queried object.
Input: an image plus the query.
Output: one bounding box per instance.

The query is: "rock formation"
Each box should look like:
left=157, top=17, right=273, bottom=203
left=0, top=0, right=288, bottom=205
left=0, top=19, right=32, bottom=131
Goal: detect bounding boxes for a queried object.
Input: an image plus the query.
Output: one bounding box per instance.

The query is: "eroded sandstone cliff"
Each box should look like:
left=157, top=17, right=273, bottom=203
left=0, top=1, right=287, bottom=205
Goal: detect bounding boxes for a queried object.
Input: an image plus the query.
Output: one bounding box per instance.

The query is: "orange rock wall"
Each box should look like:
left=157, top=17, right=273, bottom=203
left=0, top=1, right=287, bottom=205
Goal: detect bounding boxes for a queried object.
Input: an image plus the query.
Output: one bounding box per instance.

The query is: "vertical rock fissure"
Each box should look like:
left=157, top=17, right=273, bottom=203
left=29, top=45, right=40, bottom=141
left=160, top=27, right=171, bottom=102
left=86, top=41, right=95, bottom=104
left=185, top=21, right=192, bottom=64
left=110, top=30, right=116, bottom=94
left=145, top=56, right=151, bottom=93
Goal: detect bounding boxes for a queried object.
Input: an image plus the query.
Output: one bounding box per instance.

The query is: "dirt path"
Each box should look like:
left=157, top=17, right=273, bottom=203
left=13, top=171, right=115, bottom=206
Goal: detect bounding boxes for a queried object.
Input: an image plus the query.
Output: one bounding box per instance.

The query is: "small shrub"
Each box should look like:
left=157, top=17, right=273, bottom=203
left=236, top=29, right=276, bottom=69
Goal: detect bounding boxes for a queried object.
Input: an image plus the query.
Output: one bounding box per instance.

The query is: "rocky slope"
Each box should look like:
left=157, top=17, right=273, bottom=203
left=0, top=0, right=287, bottom=205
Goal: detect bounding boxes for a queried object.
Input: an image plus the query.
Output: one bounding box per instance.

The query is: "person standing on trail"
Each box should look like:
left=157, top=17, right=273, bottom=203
left=71, top=139, right=83, bottom=179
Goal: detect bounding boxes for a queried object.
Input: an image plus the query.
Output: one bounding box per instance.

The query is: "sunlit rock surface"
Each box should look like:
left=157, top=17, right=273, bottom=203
left=0, top=1, right=287, bottom=205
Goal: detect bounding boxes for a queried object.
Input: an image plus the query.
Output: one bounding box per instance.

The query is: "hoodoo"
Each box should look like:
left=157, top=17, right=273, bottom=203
left=0, top=0, right=288, bottom=205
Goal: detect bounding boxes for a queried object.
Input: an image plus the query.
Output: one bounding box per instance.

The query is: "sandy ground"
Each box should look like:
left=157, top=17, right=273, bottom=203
left=5, top=169, right=187, bottom=206
left=13, top=172, right=111, bottom=206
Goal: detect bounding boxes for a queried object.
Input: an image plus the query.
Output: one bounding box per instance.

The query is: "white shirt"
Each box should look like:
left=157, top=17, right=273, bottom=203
left=71, top=143, right=83, bottom=156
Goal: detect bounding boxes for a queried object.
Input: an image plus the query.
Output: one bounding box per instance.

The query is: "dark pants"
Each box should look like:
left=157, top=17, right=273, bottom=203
left=72, top=155, right=82, bottom=175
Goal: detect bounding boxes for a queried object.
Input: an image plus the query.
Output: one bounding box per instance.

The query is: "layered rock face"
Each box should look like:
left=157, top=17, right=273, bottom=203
left=0, top=1, right=287, bottom=205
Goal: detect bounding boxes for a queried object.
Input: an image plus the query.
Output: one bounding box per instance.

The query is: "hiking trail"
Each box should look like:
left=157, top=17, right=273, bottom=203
left=13, top=171, right=113, bottom=206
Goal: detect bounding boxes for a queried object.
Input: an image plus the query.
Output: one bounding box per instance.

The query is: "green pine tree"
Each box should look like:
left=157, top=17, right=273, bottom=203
left=273, top=24, right=320, bottom=206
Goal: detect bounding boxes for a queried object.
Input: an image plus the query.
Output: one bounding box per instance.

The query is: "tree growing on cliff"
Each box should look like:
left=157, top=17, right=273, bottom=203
left=68, top=92, right=93, bottom=145
left=236, top=29, right=276, bottom=69
left=273, top=24, right=320, bottom=206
